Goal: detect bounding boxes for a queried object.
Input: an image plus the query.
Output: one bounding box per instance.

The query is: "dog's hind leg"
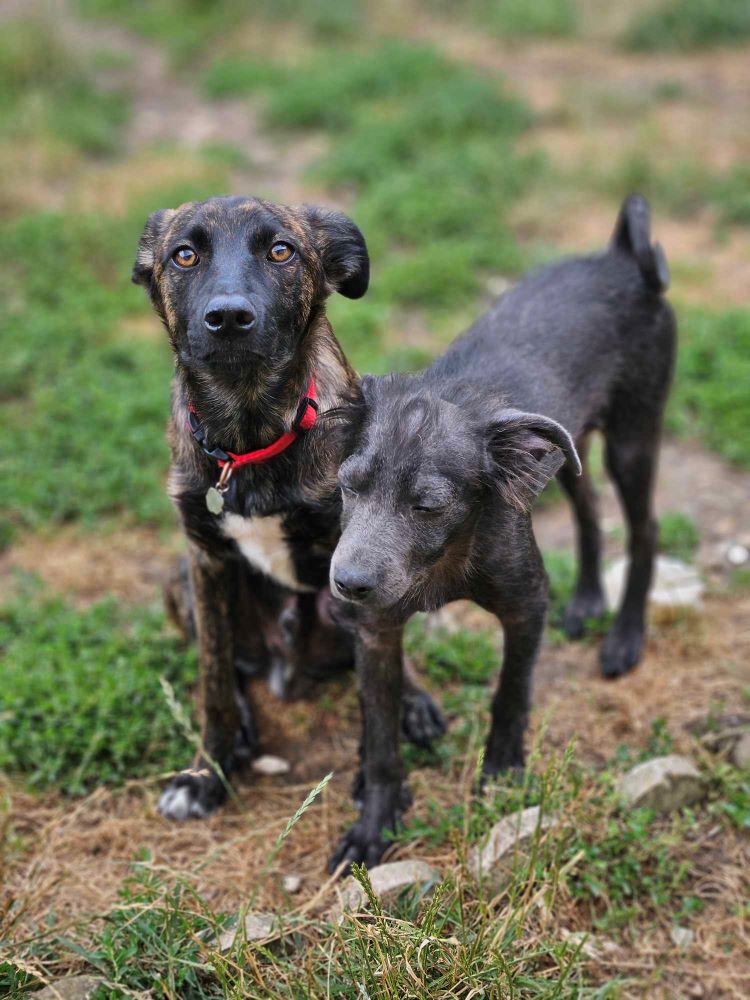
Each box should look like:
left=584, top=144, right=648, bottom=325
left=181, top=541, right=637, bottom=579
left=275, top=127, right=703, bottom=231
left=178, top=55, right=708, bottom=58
left=599, top=425, right=660, bottom=678
left=557, top=436, right=606, bottom=637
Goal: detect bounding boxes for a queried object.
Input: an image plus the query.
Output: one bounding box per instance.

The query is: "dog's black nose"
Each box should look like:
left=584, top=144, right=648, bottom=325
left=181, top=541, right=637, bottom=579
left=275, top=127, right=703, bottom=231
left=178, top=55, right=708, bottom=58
left=334, top=567, right=374, bottom=601
left=203, top=295, right=256, bottom=336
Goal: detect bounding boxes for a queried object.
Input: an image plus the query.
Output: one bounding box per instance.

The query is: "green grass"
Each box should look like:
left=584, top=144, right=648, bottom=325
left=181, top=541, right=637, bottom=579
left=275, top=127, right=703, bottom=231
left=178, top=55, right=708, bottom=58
left=668, top=307, right=750, bottom=467
left=624, top=0, right=750, bottom=51
left=79, top=0, right=365, bottom=64
left=0, top=594, right=195, bottom=794
left=0, top=177, right=230, bottom=545
left=428, top=0, right=577, bottom=38
left=5, top=743, right=740, bottom=997
left=0, top=17, right=129, bottom=156
left=658, top=511, right=700, bottom=561
left=712, top=163, right=750, bottom=227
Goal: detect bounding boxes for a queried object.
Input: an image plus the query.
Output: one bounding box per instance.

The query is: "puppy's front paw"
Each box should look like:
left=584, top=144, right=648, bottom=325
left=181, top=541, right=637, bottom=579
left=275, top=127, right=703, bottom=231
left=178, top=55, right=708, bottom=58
left=401, top=688, right=446, bottom=749
left=158, top=768, right=226, bottom=821
left=600, top=626, right=644, bottom=679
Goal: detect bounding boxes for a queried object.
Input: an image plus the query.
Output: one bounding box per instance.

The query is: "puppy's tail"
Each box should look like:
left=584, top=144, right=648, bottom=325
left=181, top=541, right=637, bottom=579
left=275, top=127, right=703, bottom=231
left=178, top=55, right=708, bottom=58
left=610, top=194, right=670, bottom=294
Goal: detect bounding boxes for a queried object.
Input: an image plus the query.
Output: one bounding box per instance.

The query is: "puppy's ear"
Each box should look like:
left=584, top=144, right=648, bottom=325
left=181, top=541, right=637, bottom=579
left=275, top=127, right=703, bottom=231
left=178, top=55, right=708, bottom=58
left=305, top=206, right=370, bottom=299
left=486, top=409, right=581, bottom=512
left=132, top=209, right=175, bottom=289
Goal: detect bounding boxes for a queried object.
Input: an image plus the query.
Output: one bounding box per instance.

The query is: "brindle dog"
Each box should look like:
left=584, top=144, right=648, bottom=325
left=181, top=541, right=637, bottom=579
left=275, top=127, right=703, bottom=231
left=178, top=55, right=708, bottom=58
left=133, top=196, right=444, bottom=820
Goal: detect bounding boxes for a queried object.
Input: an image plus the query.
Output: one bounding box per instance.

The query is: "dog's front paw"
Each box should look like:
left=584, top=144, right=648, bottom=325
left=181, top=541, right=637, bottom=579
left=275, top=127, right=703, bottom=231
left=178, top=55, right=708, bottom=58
left=599, top=625, right=644, bottom=679
left=158, top=768, right=226, bottom=821
left=330, top=781, right=408, bottom=874
left=328, top=819, right=392, bottom=874
left=401, top=688, right=446, bottom=749
left=563, top=589, right=607, bottom=639
left=481, top=726, right=525, bottom=785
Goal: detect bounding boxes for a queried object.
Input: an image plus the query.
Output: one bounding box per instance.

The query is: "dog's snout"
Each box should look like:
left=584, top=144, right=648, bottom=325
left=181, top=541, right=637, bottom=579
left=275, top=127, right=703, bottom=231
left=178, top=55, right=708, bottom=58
left=333, top=566, right=375, bottom=602
left=203, top=295, right=256, bottom=336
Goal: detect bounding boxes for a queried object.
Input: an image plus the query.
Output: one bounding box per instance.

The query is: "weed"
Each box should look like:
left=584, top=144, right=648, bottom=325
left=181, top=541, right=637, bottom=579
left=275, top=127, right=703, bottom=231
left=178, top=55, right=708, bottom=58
left=659, top=511, right=700, bottom=561
left=0, top=595, right=196, bottom=794
left=624, top=0, right=750, bottom=51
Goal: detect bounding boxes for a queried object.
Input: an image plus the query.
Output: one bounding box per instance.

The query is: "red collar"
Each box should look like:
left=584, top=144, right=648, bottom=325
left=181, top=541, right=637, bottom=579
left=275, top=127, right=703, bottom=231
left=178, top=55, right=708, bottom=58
left=187, top=377, right=318, bottom=470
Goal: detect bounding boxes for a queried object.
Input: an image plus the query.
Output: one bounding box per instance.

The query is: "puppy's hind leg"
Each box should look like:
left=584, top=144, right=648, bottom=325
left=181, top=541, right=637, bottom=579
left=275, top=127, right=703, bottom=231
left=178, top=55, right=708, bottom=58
left=557, top=436, right=606, bottom=638
left=599, top=425, right=660, bottom=678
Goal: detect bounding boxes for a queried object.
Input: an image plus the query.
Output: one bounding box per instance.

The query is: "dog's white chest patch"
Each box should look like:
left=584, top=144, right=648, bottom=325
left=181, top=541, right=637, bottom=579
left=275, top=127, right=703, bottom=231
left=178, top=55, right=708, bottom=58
left=221, top=512, right=314, bottom=592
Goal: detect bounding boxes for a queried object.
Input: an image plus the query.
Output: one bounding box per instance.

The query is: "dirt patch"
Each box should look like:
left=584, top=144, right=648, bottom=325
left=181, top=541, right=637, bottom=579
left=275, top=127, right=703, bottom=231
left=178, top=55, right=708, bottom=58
left=0, top=526, right=180, bottom=606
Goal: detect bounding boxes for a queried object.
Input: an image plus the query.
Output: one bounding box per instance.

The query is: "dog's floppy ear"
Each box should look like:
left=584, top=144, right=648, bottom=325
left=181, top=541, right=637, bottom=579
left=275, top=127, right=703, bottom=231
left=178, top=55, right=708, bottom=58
left=486, top=408, right=581, bottom=512
left=305, top=206, right=370, bottom=299
left=132, top=209, right=175, bottom=289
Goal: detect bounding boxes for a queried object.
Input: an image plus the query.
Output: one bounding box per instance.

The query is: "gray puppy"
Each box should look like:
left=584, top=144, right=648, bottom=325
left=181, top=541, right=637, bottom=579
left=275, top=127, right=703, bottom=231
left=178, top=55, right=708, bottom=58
left=328, top=195, right=676, bottom=870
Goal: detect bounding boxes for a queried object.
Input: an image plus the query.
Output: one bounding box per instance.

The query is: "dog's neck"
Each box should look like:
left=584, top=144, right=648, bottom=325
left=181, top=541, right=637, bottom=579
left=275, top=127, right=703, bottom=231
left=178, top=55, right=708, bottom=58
left=173, top=311, right=353, bottom=455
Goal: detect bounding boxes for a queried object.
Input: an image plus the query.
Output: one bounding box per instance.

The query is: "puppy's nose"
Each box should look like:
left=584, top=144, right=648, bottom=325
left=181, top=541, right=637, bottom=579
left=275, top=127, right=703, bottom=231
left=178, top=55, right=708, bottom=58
left=203, top=295, right=256, bottom=336
left=333, top=566, right=375, bottom=601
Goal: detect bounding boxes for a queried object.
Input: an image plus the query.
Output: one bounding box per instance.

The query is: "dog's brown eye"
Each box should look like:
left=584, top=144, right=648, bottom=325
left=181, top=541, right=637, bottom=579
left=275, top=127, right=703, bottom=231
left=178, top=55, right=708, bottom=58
left=172, top=247, right=199, bottom=269
left=268, top=242, right=295, bottom=264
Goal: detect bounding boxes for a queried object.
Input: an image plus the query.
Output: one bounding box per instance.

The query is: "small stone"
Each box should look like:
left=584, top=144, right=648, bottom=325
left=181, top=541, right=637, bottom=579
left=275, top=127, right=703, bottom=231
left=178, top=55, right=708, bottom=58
left=560, top=928, right=618, bottom=959
left=670, top=925, right=694, bottom=949
left=617, top=755, right=704, bottom=812
left=486, top=275, right=512, bottom=297
left=726, top=543, right=749, bottom=567
left=282, top=873, right=302, bottom=894
left=604, top=556, right=703, bottom=611
left=36, top=977, right=105, bottom=999
left=732, top=732, right=750, bottom=769
left=336, top=859, right=439, bottom=915
left=251, top=754, right=290, bottom=776
left=218, top=912, right=277, bottom=951
left=469, top=805, right=555, bottom=882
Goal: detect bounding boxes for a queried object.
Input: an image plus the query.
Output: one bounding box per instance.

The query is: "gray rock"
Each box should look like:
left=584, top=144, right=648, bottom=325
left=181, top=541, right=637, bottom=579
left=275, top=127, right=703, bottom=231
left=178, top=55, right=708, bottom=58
left=732, top=731, right=750, bottom=769
left=694, top=715, right=750, bottom=759
left=282, top=873, right=303, bottom=894
left=605, top=556, right=703, bottom=611
left=469, top=805, right=555, bottom=882
left=218, top=912, right=278, bottom=951
left=36, top=977, right=105, bottom=1000
left=726, top=543, right=749, bottom=567
left=617, top=755, right=704, bottom=812
left=670, top=925, right=694, bottom=949
left=336, top=859, right=439, bottom=915
left=251, top=754, right=290, bottom=776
